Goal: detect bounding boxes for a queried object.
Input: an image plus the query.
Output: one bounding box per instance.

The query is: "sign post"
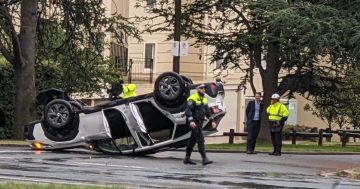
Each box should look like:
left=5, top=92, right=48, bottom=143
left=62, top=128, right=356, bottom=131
left=172, top=0, right=181, bottom=73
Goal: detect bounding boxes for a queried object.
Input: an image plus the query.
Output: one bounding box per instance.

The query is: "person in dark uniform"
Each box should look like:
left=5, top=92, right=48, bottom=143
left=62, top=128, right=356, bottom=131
left=245, top=92, right=263, bottom=154
left=184, top=84, right=217, bottom=165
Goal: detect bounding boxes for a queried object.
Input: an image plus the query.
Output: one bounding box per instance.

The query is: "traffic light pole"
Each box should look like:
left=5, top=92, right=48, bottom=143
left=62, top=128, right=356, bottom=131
left=173, top=0, right=181, bottom=73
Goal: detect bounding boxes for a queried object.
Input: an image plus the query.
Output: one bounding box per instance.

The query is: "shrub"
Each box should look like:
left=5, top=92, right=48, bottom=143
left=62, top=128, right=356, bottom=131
left=0, top=63, right=15, bottom=139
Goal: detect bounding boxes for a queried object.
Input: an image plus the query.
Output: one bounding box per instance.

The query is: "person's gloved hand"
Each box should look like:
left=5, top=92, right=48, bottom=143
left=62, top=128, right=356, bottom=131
left=275, top=121, right=280, bottom=127
left=280, top=117, right=288, bottom=123
left=211, top=121, right=217, bottom=129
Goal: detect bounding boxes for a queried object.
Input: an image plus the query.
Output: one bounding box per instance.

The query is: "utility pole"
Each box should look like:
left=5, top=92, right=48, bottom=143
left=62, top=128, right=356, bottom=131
left=173, top=0, right=181, bottom=73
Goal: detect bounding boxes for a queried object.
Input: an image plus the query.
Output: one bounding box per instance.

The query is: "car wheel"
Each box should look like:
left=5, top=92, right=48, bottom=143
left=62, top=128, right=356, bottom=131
left=42, top=114, right=80, bottom=142
left=69, top=101, right=83, bottom=112
left=44, top=99, right=74, bottom=129
left=154, top=72, right=186, bottom=101
left=181, top=75, right=193, bottom=85
left=154, top=96, right=188, bottom=113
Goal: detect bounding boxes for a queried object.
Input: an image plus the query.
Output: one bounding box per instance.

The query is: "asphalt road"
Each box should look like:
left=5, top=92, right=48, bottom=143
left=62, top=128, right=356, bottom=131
left=0, top=147, right=359, bottom=189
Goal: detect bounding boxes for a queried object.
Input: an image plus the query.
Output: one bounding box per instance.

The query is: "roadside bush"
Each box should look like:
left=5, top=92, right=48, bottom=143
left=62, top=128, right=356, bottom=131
left=0, top=62, right=62, bottom=139
left=35, top=62, right=62, bottom=91
left=0, top=64, right=15, bottom=139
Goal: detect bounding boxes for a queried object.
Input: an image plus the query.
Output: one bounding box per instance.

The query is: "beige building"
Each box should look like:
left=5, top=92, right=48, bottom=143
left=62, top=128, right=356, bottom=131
left=100, top=0, right=333, bottom=143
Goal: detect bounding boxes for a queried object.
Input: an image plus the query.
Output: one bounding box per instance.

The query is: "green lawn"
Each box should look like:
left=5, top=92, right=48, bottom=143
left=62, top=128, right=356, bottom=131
left=0, top=140, right=27, bottom=145
left=0, top=182, right=126, bottom=189
left=205, top=141, right=360, bottom=153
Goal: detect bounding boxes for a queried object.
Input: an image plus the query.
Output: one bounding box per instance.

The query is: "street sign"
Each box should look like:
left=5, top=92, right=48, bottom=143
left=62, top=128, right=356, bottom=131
left=179, top=41, right=188, bottom=56
left=171, top=41, right=188, bottom=56
left=171, top=41, right=179, bottom=56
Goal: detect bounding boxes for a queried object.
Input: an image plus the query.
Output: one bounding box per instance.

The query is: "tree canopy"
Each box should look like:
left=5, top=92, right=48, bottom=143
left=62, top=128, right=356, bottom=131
left=0, top=0, right=140, bottom=138
left=140, top=0, right=360, bottom=136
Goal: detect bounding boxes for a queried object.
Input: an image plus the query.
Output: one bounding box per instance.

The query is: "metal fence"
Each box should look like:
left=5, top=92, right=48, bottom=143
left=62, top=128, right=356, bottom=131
left=112, top=58, right=154, bottom=84
left=128, top=58, right=154, bottom=83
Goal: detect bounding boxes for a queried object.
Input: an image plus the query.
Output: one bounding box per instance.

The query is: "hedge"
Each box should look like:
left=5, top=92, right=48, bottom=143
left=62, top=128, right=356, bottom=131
left=0, top=63, right=15, bottom=139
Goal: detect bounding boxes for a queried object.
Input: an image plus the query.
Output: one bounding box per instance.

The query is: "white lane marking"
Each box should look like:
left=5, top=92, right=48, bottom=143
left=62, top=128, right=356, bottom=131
left=0, top=175, right=109, bottom=187
left=71, top=162, right=148, bottom=170
left=0, top=151, right=47, bottom=153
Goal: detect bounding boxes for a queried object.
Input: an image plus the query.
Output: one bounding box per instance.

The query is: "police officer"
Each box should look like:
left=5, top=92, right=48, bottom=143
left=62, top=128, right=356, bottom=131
left=121, top=83, right=136, bottom=99
left=266, top=93, right=289, bottom=156
left=184, top=84, right=217, bottom=165
left=108, top=81, right=136, bottom=100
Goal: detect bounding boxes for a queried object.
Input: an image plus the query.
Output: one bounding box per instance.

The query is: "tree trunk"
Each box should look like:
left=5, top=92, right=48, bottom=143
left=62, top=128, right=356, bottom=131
left=12, top=0, right=38, bottom=139
left=258, top=40, right=281, bottom=141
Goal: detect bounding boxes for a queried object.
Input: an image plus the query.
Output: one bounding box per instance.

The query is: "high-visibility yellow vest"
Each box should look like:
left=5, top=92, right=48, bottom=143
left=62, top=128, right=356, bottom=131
left=121, top=84, right=136, bottom=99
left=187, top=92, right=208, bottom=105
left=266, top=102, right=289, bottom=121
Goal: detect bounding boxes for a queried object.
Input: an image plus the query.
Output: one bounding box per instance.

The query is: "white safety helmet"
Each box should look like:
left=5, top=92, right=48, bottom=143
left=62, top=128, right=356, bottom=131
left=196, top=83, right=206, bottom=89
left=271, top=93, right=280, bottom=100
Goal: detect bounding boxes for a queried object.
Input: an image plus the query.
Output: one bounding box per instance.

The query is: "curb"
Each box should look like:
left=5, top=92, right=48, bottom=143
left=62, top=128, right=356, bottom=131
left=171, top=149, right=360, bottom=155
left=2, top=144, right=360, bottom=155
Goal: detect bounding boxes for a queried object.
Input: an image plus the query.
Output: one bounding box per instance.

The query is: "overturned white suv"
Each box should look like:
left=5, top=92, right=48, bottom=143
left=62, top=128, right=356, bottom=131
left=24, top=72, right=226, bottom=155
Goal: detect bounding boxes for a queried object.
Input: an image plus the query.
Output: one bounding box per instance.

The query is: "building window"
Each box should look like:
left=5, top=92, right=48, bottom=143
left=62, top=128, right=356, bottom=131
left=146, top=0, right=156, bottom=7
left=111, top=43, right=128, bottom=73
left=145, top=43, right=155, bottom=69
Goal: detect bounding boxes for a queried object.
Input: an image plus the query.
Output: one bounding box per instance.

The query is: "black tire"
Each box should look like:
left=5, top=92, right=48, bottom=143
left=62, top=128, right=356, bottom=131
left=44, top=99, right=74, bottom=129
left=154, top=96, right=188, bottom=113
left=69, top=101, right=83, bottom=112
left=154, top=72, right=186, bottom=101
left=42, top=114, right=80, bottom=142
left=181, top=75, right=193, bottom=85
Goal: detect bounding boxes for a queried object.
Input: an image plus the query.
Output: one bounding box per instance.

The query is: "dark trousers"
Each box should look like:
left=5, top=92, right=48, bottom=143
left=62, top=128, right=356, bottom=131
left=246, top=120, right=261, bottom=152
left=269, top=121, right=283, bottom=154
left=185, top=124, right=206, bottom=158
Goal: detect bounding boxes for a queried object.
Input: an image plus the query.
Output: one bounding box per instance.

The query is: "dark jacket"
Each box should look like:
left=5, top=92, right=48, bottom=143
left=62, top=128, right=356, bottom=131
left=185, top=92, right=213, bottom=125
left=245, top=100, right=264, bottom=125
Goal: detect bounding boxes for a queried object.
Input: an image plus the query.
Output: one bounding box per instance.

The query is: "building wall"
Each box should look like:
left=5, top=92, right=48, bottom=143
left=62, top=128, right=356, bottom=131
left=126, top=1, right=209, bottom=80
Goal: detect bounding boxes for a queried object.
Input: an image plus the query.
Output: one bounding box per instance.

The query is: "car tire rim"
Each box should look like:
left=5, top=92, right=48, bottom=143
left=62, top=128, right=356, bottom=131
left=47, top=104, right=70, bottom=128
left=158, top=76, right=181, bottom=98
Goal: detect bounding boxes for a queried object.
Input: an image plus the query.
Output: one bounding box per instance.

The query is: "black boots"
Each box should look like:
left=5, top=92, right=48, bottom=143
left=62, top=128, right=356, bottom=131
left=202, top=157, right=213, bottom=166
left=183, top=157, right=196, bottom=165
left=183, top=156, right=213, bottom=165
left=200, top=152, right=213, bottom=166
left=269, top=152, right=281, bottom=156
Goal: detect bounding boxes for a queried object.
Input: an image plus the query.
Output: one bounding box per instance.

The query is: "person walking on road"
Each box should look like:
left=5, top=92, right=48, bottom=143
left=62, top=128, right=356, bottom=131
left=267, top=93, right=289, bottom=156
left=184, top=84, right=217, bottom=166
left=245, top=92, right=263, bottom=154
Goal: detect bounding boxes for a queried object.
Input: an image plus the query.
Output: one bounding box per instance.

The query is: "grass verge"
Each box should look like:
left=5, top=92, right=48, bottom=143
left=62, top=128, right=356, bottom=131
left=0, top=182, right=126, bottom=189
left=2, top=140, right=360, bottom=153
left=0, top=140, right=27, bottom=145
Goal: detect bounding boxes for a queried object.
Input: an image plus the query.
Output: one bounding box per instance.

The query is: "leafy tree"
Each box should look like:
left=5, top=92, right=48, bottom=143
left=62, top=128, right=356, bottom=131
left=305, top=69, right=360, bottom=130
left=346, top=72, right=360, bottom=129
left=0, top=0, right=140, bottom=139
left=140, top=0, right=360, bottom=139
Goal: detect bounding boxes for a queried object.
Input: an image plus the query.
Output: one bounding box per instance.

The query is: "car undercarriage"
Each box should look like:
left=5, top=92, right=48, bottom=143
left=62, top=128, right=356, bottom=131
left=24, top=72, right=226, bottom=155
